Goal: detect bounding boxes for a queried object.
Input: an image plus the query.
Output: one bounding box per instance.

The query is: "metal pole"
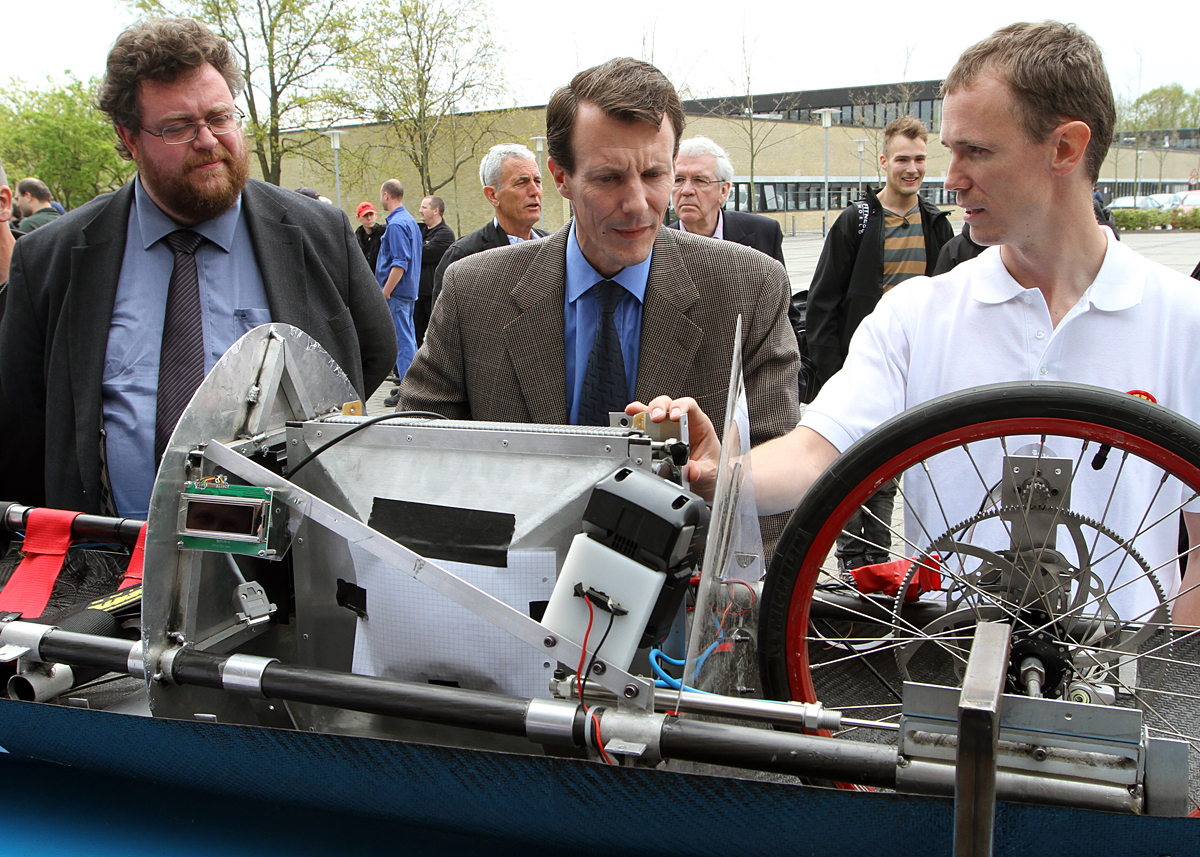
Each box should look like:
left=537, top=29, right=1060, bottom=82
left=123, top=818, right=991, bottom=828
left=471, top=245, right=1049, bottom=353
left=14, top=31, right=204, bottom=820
left=823, top=126, right=830, bottom=237
left=322, top=130, right=346, bottom=211
left=954, top=622, right=1011, bottom=857
left=855, top=138, right=868, bottom=198
left=333, top=146, right=342, bottom=210
left=815, top=108, right=836, bottom=237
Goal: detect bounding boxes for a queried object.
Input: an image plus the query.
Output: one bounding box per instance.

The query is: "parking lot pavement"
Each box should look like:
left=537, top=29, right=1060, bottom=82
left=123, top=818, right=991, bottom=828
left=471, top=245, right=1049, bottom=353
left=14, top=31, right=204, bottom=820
left=781, top=228, right=1200, bottom=295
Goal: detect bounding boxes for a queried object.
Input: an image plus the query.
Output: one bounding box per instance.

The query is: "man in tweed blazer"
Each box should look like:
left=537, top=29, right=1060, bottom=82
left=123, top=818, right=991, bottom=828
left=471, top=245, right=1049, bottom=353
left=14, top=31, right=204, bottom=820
left=401, top=223, right=798, bottom=448
left=400, top=58, right=800, bottom=547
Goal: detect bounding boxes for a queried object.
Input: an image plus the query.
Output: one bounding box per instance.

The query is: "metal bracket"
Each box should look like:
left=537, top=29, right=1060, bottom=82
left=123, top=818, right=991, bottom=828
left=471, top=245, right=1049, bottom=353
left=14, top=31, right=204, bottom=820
left=205, top=440, right=654, bottom=708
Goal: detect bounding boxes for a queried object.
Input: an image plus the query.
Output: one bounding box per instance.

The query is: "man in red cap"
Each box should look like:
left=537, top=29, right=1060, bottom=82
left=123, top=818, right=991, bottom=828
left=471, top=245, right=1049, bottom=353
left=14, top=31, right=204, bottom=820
left=355, top=201, right=384, bottom=272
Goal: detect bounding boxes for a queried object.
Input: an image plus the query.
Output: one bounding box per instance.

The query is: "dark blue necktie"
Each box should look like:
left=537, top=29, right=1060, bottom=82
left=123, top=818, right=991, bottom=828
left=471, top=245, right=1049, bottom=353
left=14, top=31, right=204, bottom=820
left=155, top=229, right=205, bottom=462
left=577, top=280, right=628, bottom=426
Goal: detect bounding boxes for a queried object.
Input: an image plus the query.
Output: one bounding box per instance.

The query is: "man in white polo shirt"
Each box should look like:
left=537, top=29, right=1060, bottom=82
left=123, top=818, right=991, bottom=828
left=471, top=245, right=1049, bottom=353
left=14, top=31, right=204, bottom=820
left=636, top=20, right=1200, bottom=624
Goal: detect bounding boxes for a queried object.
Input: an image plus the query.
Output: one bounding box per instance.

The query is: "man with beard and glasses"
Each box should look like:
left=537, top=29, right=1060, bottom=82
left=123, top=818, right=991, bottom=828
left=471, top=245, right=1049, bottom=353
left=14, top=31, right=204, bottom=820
left=0, top=17, right=396, bottom=519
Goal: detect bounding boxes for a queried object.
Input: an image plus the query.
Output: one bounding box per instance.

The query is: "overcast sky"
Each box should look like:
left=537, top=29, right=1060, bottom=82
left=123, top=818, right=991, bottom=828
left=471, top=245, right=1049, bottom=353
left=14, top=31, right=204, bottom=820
left=9, top=1, right=1200, bottom=110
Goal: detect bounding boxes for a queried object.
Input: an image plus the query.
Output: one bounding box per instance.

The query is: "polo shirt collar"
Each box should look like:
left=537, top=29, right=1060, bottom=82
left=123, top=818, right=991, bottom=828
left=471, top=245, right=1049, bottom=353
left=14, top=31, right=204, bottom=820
left=970, top=226, right=1141, bottom=311
left=564, top=220, right=651, bottom=303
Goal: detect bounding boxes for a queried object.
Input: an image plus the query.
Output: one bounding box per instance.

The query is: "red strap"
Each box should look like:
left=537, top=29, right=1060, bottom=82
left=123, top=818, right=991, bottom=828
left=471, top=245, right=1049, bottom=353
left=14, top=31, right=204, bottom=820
left=119, top=524, right=148, bottom=589
left=0, top=508, right=80, bottom=618
left=849, top=554, right=942, bottom=603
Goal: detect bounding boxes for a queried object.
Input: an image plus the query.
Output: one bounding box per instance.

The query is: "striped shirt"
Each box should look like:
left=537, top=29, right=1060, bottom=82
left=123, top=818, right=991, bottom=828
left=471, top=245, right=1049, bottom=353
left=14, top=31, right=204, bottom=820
left=881, top=203, right=925, bottom=292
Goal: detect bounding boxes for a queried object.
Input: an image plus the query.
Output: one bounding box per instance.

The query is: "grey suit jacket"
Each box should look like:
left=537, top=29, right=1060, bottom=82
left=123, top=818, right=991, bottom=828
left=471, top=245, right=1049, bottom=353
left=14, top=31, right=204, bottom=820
left=0, top=179, right=397, bottom=512
left=400, top=223, right=800, bottom=450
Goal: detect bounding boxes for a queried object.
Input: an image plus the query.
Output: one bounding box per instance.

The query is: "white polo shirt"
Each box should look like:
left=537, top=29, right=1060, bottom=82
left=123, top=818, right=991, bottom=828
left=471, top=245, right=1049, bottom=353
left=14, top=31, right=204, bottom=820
left=803, top=228, right=1200, bottom=617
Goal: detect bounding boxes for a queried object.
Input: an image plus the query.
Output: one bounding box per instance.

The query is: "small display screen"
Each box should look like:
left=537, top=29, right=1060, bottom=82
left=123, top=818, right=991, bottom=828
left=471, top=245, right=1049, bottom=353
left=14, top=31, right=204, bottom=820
left=185, top=499, right=262, bottom=538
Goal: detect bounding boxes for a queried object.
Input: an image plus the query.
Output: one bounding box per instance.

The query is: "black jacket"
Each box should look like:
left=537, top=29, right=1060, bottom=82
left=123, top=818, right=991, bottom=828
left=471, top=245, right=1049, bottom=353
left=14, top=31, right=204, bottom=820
left=807, top=187, right=953, bottom=392
left=0, top=179, right=396, bottom=512
left=419, top=220, right=455, bottom=298
left=432, top=219, right=548, bottom=305
left=355, top=222, right=385, bottom=273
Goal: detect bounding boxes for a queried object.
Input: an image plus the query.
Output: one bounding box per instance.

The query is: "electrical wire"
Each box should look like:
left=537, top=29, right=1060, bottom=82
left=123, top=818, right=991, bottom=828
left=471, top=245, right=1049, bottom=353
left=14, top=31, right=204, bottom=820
left=591, top=710, right=616, bottom=765
left=577, top=595, right=595, bottom=703
left=579, top=609, right=615, bottom=702
left=287, top=411, right=446, bottom=477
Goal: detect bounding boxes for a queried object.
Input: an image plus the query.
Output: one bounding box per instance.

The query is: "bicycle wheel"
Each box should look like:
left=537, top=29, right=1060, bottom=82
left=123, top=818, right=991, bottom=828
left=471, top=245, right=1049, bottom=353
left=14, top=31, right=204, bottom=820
left=758, top=381, right=1200, bottom=808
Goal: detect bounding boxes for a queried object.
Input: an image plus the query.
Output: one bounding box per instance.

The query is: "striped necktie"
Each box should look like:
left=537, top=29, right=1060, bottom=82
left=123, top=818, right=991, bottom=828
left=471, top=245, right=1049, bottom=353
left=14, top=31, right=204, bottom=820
left=155, top=229, right=205, bottom=462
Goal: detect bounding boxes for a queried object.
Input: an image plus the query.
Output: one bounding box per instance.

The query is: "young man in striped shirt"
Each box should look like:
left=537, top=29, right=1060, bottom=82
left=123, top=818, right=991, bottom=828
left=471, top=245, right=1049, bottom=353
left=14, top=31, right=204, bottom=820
left=805, top=115, right=954, bottom=575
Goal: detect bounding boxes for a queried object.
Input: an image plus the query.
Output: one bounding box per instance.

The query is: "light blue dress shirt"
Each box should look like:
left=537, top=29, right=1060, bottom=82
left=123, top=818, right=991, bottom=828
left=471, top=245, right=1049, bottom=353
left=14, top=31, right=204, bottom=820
left=102, top=177, right=270, bottom=519
left=563, top=220, right=650, bottom=424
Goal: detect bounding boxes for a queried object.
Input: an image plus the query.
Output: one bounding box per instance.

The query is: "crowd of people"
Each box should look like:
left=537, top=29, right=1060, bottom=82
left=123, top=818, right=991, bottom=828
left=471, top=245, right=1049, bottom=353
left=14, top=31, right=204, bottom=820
left=3, top=15, right=1200, bottom=624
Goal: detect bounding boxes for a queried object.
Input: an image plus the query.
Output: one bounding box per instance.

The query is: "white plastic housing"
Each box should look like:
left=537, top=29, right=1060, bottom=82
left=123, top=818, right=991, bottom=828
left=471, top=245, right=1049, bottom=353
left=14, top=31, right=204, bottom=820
left=542, top=533, right=666, bottom=673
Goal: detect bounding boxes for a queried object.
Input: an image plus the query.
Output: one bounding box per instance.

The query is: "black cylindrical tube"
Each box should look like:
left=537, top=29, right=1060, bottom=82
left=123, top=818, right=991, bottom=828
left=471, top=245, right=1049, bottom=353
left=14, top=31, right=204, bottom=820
left=260, top=662, right=532, bottom=738
left=1, top=503, right=144, bottom=545
left=37, top=630, right=139, bottom=674
left=172, top=647, right=226, bottom=689
left=660, top=718, right=898, bottom=788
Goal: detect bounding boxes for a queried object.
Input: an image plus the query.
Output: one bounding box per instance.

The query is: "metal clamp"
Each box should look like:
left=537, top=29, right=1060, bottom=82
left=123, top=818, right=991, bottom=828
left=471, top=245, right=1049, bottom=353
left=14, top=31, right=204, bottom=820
left=220, top=653, right=279, bottom=698
left=525, top=697, right=581, bottom=747
left=0, top=621, right=56, bottom=662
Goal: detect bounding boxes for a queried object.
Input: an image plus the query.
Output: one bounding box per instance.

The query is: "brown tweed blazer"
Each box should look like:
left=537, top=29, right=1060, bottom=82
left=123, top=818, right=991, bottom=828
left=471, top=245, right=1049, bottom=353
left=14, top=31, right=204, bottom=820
left=400, top=223, right=800, bottom=451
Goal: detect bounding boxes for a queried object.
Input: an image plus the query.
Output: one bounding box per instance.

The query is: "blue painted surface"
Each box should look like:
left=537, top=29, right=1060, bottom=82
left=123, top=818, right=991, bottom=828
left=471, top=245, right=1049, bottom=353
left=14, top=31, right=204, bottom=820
left=0, top=699, right=1197, bottom=856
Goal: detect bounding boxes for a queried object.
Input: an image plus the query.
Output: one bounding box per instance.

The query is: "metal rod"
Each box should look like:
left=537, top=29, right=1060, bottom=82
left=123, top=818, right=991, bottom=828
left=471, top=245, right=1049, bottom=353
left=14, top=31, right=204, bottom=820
left=565, top=675, right=900, bottom=732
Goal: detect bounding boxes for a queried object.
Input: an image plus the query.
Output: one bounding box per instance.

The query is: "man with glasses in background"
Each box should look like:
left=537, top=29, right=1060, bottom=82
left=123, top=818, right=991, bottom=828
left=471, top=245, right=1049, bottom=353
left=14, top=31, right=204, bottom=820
left=0, top=17, right=395, bottom=519
left=669, top=136, right=811, bottom=401
left=669, top=136, right=785, bottom=268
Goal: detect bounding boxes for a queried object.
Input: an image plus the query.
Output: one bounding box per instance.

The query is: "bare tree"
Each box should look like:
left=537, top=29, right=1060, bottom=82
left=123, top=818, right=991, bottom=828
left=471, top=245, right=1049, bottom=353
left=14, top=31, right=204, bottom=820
left=354, top=0, right=506, bottom=198
left=697, top=36, right=798, bottom=213
left=130, top=0, right=361, bottom=185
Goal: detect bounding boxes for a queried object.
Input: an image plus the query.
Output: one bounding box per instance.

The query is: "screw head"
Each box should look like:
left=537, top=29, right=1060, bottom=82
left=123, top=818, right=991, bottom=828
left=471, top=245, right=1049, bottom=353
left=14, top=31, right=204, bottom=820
left=591, top=662, right=606, bottom=676
left=623, top=684, right=638, bottom=699
left=543, top=635, right=557, bottom=648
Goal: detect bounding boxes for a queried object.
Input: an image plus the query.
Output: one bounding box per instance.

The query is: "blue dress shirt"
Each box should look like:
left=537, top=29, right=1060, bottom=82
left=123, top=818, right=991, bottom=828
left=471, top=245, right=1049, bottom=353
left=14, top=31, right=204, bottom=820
left=375, top=205, right=422, bottom=300
left=563, top=220, right=650, bottom=424
left=102, top=177, right=270, bottom=519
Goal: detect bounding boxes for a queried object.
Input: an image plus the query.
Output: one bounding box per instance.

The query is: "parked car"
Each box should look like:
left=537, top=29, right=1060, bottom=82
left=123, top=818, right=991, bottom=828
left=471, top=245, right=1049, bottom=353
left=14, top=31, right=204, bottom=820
left=1107, top=195, right=1165, bottom=210
left=1176, top=190, right=1200, bottom=213
left=1149, top=192, right=1184, bottom=208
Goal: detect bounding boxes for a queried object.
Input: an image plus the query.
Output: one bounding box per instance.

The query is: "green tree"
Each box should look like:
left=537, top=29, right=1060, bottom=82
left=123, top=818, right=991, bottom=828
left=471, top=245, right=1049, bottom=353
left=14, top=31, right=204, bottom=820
left=1129, top=84, right=1200, bottom=131
left=354, top=0, right=506, bottom=196
left=129, top=0, right=362, bottom=185
left=0, top=75, right=135, bottom=209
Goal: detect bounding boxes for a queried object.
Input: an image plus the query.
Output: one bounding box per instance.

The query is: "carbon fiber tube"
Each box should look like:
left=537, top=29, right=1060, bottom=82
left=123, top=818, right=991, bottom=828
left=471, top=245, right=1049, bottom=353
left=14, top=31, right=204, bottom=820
left=259, top=662, right=533, bottom=737
left=34, top=629, right=140, bottom=674
left=0, top=503, right=144, bottom=545
left=659, top=717, right=898, bottom=788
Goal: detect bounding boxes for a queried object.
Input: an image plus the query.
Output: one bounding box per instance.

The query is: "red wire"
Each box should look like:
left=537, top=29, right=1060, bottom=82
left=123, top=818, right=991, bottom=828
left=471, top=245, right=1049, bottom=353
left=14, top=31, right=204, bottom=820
left=592, top=711, right=615, bottom=765
left=577, top=595, right=595, bottom=702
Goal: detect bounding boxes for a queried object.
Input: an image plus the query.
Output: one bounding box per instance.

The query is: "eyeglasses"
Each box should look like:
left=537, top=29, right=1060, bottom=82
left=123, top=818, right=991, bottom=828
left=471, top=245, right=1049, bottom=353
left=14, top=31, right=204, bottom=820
left=143, top=110, right=245, bottom=145
left=674, top=175, right=725, bottom=188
